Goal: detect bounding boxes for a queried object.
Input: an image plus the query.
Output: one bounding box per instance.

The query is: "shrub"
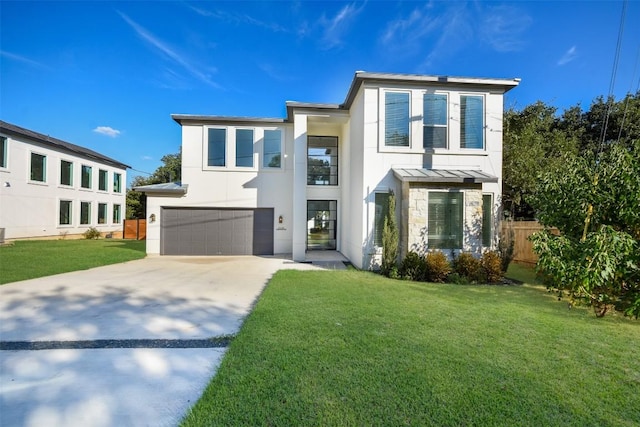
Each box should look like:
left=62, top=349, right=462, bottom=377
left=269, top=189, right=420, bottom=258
left=425, top=251, right=451, bottom=283
left=481, top=251, right=504, bottom=283
left=400, top=251, right=428, bottom=281
left=381, top=191, right=399, bottom=277
left=83, top=227, right=101, bottom=240
left=453, top=252, right=484, bottom=283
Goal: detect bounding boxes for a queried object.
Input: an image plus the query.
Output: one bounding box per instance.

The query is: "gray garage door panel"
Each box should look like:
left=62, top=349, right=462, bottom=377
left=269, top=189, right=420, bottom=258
left=161, top=208, right=273, bottom=256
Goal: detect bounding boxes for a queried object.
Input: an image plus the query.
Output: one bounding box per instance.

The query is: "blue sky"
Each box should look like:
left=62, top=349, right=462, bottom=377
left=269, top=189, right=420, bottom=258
left=1, top=1, right=639, bottom=184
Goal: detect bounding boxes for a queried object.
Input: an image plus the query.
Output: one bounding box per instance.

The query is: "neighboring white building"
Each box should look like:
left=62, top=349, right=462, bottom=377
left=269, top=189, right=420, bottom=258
left=136, top=72, right=519, bottom=269
left=0, top=121, right=129, bottom=241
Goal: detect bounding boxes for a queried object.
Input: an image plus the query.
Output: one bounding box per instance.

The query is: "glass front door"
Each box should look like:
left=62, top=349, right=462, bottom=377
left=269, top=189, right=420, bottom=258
left=307, top=200, right=337, bottom=250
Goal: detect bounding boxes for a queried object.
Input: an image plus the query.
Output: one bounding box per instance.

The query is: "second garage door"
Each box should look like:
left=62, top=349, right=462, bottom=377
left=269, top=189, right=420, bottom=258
left=161, top=208, right=274, bottom=256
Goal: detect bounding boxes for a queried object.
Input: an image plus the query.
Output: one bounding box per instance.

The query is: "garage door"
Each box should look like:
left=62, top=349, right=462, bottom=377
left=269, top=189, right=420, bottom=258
left=161, top=208, right=274, bottom=255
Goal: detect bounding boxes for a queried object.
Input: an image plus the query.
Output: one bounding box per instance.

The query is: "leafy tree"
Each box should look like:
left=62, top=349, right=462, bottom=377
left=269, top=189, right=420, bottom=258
left=126, top=149, right=182, bottom=219
left=381, top=191, right=399, bottom=277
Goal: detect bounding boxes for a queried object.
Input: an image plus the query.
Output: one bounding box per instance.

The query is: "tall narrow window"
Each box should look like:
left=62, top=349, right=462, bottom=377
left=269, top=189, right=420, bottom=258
left=113, top=204, right=122, bottom=224
left=374, top=192, right=391, bottom=247
left=263, top=129, right=282, bottom=168
left=307, top=200, right=337, bottom=250
left=428, top=192, right=463, bottom=249
left=98, top=169, right=108, bottom=191
left=0, top=136, right=7, bottom=168
left=307, top=136, right=338, bottom=185
left=30, top=153, right=46, bottom=182
left=81, top=165, right=92, bottom=189
left=59, top=200, right=72, bottom=225
left=460, top=95, right=484, bottom=149
left=98, top=203, right=108, bottom=224
left=235, top=129, right=254, bottom=167
left=385, top=92, right=410, bottom=147
left=80, top=202, right=91, bottom=225
left=60, top=160, right=73, bottom=186
left=423, top=93, right=448, bottom=149
left=482, top=194, right=493, bottom=247
left=207, top=128, right=226, bottom=167
left=113, top=172, right=122, bottom=193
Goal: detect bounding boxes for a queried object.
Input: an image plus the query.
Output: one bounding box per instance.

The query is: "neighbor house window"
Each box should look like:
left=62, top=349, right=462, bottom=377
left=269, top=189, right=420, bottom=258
left=374, top=192, right=391, bottom=247
left=307, top=136, right=338, bottom=185
left=81, top=165, right=92, bottom=189
left=263, top=129, right=282, bottom=168
left=30, top=153, right=46, bottom=182
left=460, top=95, right=484, bottom=149
left=482, top=194, right=493, bottom=247
left=423, top=93, right=448, bottom=149
left=113, top=172, right=122, bottom=193
left=59, top=200, right=72, bottom=225
left=207, top=128, right=226, bottom=167
left=235, top=129, right=254, bottom=167
left=385, top=92, right=410, bottom=147
left=60, top=160, right=73, bottom=186
left=428, top=192, right=463, bottom=249
left=80, top=202, right=91, bottom=225
left=98, top=169, right=108, bottom=191
left=113, top=204, right=122, bottom=224
left=0, top=136, right=7, bottom=168
left=98, top=203, right=107, bottom=224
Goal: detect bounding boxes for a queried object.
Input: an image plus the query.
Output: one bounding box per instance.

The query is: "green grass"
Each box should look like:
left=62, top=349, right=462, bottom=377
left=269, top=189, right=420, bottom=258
left=0, top=239, right=146, bottom=284
left=182, top=269, right=639, bottom=426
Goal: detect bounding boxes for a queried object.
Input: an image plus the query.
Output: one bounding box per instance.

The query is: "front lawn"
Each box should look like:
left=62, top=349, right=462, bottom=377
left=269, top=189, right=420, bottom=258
left=0, top=239, right=146, bottom=284
left=182, top=269, right=639, bottom=426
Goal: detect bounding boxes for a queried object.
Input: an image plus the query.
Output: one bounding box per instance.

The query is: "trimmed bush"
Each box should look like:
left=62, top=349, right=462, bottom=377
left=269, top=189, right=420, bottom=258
left=400, top=251, right=428, bottom=281
left=481, top=251, right=504, bottom=283
left=425, top=251, right=451, bottom=283
left=83, top=227, right=101, bottom=240
left=453, top=252, right=484, bottom=283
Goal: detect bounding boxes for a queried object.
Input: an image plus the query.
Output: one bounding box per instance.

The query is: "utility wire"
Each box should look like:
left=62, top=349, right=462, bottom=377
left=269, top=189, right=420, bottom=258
left=616, top=45, right=640, bottom=143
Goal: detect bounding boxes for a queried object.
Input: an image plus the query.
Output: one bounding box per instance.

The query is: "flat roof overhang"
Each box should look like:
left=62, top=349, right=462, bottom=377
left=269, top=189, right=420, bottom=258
left=393, top=168, right=499, bottom=184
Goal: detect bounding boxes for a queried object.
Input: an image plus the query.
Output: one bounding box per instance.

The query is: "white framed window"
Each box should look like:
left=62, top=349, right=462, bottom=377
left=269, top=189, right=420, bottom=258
left=460, top=95, right=485, bottom=149
left=80, top=201, right=91, bottom=225
left=384, top=91, right=410, bottom=147
left=59, top=200, right=72, bottom=225
left=97, top=203, right=108, bottom=224
left=423, top=93, right=448, bottom=149
left=206, top=128, right=226, bottom=167
left=81, top=165, right=92, bottom=189
left=235, top=129, right=254, bottom=168
left=113, top=172, right=122, bottom=193
left=98, top=169, right=108, bottom=191
left=113, top=204, right=122, bottom=224
left=263, top=129, right=282, bottom=168
left=30, top=152, right=46, bottom=182
left=60, top=160, right=73, bottom=186
left=0, top=136, right=7, bottom=169
left=428, top=191, right=463, bottom=249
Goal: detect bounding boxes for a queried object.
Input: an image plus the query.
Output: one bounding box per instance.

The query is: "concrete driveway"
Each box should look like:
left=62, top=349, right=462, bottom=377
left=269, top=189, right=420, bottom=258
left=0, top=256, right=326, bottom=427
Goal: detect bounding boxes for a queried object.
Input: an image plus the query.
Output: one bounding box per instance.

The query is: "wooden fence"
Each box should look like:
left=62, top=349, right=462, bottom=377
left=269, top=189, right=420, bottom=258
left=123, top=219, right=147, bottom=240
left=501, top=221, right=557, bottom=266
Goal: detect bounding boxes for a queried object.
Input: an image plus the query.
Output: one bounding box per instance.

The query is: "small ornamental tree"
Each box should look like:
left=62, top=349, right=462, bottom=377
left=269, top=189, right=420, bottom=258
left=381, top=191, right=399, bottom=277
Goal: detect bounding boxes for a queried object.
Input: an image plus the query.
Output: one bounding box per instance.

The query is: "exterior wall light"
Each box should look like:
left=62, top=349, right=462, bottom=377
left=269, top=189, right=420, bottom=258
left=278, top=215, right=284, bottom=224
left=149, top=213, right=156, bottom=223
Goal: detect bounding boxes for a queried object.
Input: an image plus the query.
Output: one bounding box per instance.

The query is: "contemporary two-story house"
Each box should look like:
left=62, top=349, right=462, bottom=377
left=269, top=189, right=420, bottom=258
left=0, top=121, right=129, bottom=241
left=137, top=72, right=519, bottom=269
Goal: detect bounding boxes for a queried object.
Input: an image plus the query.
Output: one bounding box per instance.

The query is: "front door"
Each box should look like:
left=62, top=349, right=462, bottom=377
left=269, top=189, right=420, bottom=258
left=306, top=200, right=337, bottom=250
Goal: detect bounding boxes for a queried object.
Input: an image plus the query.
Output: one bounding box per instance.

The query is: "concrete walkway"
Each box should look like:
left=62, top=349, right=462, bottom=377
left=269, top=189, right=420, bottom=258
left=0, top=255, right=337, bottom=427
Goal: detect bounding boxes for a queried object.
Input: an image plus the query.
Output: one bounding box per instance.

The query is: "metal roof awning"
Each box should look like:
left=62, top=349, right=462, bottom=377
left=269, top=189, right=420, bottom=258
left=392, top=168, right=498, bottom=184
left=133, top=182, right=188, bottom=195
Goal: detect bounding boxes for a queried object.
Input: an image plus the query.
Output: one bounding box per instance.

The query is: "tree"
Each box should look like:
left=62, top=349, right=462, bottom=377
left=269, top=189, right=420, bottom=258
left=381, top=191, right=399, bottom=277
left=530, top=141, right=640, bottom=317
left=126, top=149, right=182, bottom=219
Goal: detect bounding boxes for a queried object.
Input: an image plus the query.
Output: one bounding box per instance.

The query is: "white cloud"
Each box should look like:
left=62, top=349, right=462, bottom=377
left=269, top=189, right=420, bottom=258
left=318, top=2, right=366, bottom=49
left=189, top=6, right=288, bottom=33
left=142, top=155, right=153, bottom=161
left=0, top=50, right=48, bottom=69
left=479, top=5, right=532, bottom=52
left=93, top=126, right=121, bottom=138
left=118, top=11, right=220, bottom=89
left=557, top=46, right=578, bottom=66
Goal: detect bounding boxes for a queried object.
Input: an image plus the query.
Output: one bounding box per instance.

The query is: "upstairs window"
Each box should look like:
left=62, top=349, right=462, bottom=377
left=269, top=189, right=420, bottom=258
left=385, top=92, right=410, bottom=147
left=207, top=128, right=226, bottom=167
left=113, top=172, right=122, bottom=193
left=81, top=165, right=92, bottom=189
left=0, top=136, right=7, bottom=168
left=98, top=169, right=108, bottom=191
left=423, top=94, right=448, bottom=149
left=307, top=136, right=338, bottom=186
left=460, top=95, right=484, bottom=149
left=30, top=153, right=46, bottom=182
left=60, top=160, right=73, bottom=186
left=235, top=129, right=254, bottom=167
left=428, top=192, right=463, bottom=249
left=263, top=130, right=282, bottom=168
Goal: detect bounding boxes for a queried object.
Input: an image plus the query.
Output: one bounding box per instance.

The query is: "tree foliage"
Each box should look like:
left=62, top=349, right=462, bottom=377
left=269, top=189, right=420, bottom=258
left=126, top=149, right=182, bottom=219
left=381, top=191, right=399, bottom=277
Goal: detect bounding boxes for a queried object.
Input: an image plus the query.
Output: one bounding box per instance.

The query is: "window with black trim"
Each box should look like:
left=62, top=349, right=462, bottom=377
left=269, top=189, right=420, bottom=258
left=80, top=202, right=91, bottom=225
left=113, top=172, right=122, bottom=193
left=307, top=136, right=338, bottom=185
left=113, top=204, right=122, bottom=224
left=81, top=165, right=92, bottom=189
left=30, top=153, right=46, bottom=182
left=60, top=160, right=73, bottom=186
left=59, top=200, right=72, bottom=225
left=98, top=169, right=108, bottom=191
left=0, top=136, right=7, bottom=168
left=98, top=203, right=108, bottom=224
